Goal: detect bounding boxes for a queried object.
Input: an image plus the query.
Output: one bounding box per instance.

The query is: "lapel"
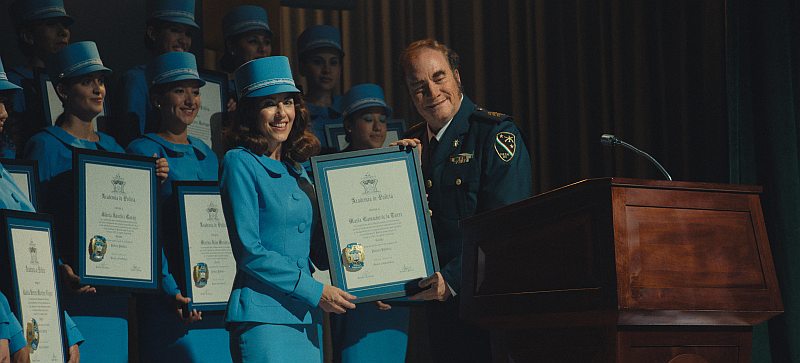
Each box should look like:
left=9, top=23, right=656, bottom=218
left=431, top=96, right=474, bottom=171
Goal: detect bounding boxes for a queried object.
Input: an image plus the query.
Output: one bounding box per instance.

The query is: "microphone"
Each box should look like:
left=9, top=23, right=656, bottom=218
left=600, top=134, right=673, bottom=181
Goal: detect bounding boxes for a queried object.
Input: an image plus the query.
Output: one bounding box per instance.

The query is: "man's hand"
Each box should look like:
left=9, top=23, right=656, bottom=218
left=60, top=264, right=96, bottom=294
left=410, top=272, right=451, bottom=302
left=390, top=138, right=422, bottom=149
left=174, top=293, right=202, bottom=324
left=319, top=285, right=357, bottom=314
left=374, top=300, right=392, bottom=311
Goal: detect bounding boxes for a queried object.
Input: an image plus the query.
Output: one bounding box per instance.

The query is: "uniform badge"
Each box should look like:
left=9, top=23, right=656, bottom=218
left=193, top=262, right=209, bottom=288
left=88, top=235, right=107, bottom=262
left=494, top=132, right=516, bottom=162
left=26, top=318, right=39, bottom=351
left=342, top=243, right=365, bottom=272
left=449, top=153, right=474, bottom=164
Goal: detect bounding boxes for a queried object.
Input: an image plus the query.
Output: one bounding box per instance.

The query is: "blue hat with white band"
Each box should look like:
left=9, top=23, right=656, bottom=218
left=223, top=5, right=271, bottom=39
left=146, top=52, right=205, bottom=88
left=340, top=83, right=391, bottom=119
left=46, top=41, right=111, bottom=85
left=0, top=57, right=22, bottom=92
left=10, top=0, right=74, bottom=27
left=235, top=56, right=300, bottom=99
left=297, top=25, right=343, bottom=56
left=149, top=0, right=199, bottom=30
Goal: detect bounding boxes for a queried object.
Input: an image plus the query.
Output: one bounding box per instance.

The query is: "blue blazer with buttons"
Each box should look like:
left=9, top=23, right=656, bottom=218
left=220, top=147, right=325, bottom=326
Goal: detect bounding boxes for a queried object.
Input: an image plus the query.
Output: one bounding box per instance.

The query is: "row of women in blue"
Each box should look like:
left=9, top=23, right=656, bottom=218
left=0, top=58, right=83, bottom=362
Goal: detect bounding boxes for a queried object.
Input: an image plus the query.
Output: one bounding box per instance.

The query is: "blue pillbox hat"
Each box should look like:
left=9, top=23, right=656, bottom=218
left=0, top=57, right=22, bottom=92
left=223, top=5, right=272, bottom=39
left=339, top=83, right=392, bottom=119
left=46, top=41, right=111, bottom=85
left=149, top=0, right=199, bottom=30
left=10, top=0, right=73, bottom=27
left=147, top=51, right=205, bottom=88
left=297, top=25, right=343, bottom=57
left=234, top=56, right=300, bottom=99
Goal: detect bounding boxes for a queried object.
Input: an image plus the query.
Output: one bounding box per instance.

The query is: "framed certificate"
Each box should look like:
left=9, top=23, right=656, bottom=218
left=0, top=210, right=69, bottom=362
left=38, top=74, right=102, bottom=130
left=325, top=119, right=407, bottom=151
left=0, top=158, right=39, bottom=209
left=174, top=181, right=236, bottom=312
left=311, top=146, right=438, bottom=303
left=74, top=149, right=158, bottom=290
left=192, top=70, right=228, bottom=158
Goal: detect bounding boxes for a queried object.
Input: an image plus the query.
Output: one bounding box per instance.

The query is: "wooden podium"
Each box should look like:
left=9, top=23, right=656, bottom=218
left=460, top=178, right=783, bottom=362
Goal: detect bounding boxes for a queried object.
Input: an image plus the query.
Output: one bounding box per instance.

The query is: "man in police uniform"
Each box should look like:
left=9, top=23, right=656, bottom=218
left=397, top=39, right=533, bottom=361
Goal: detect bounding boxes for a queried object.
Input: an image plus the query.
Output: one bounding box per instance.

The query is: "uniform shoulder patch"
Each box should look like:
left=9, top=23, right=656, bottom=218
left=494, top=131, right=516, bottom=162
left=471, top=107, right=512, bottom=124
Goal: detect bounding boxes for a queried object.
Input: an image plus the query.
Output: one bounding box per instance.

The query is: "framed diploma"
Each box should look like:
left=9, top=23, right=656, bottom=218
left=325, top=119, right=407, bottom=151
left=0, top=158, right=39, bottom=209
left=38, top=74, right=102, bottom=130
left=311, top=146, right=438, bottom=303
left=74, top=149, right=158, bottom=290
left=192, top=70, right=228, bottom=158
left=174, top=181, right=236, bottom=312
left=0, top=210, right=69, bottom=362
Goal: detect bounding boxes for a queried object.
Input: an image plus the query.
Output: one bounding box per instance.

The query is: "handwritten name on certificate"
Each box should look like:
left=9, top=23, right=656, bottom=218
left=326, top=160, right=427, bottom=289
left=11, top=226, right=65, bottom=362
left=83, top=163, right=152, bottom=281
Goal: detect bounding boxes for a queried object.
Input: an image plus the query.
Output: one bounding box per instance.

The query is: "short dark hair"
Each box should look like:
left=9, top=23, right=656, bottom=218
left=398, top=39, right=460, bottom=81
left=225, top=94, right=320, bottom=162
left=144, top=20, right=193, bottom=51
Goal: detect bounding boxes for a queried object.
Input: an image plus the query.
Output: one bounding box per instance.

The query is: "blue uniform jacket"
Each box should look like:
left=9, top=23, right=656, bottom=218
left=404, top=96, right=533, bottom=293
left=119, top=65, right=157, bottom=135
left=126, top=133, right=219, bottom=296
left=0, top=161, right=85, bottom=351
left=220, top=147, right=325, bottom=325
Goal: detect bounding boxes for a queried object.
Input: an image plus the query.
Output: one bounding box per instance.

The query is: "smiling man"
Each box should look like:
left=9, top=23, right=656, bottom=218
left=399, top=39, right=533, bottom=362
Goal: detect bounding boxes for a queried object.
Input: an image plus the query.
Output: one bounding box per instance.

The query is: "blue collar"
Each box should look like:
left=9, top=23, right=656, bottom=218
left=142, top=133, right=208, bottom=159
left=236, top=147, right=287, bottom=176
left=44, top=126, right=119, bottom=151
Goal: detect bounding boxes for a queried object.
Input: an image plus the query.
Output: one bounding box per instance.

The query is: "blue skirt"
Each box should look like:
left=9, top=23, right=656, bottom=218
left=62, top=292, right=129, bottom=363
left=331, top=304, right=409, bottom=363
left=228, top=316, right=322, bottom=363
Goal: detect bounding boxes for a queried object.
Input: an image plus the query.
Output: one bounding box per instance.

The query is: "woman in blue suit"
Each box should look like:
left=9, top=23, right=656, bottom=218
left=23, top=42, right=168, bottom=362
left=331, top=84, right=410, bottom=363
left=0, top=56, right=83, bottom=363
left=127, top=51, right=230, bottom=363
left=221, top=56, right=356, bottom=362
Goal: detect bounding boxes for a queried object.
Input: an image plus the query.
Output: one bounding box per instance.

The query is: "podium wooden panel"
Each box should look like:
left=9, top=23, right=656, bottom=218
left=460, top=178, right=782, bottom=362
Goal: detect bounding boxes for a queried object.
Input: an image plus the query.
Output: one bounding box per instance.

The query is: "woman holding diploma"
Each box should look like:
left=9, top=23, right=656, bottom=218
left=23, top=42, right=169, bottom=362
left=329, top=83, right=410, bottom=362
left=126, top=51, right=230, bottom=363
left=221, top=56, right=356, bottom=362
left=0, top=56, right=83, bottom=363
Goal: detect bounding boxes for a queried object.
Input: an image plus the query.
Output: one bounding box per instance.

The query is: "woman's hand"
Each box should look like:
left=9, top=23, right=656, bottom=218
left=67, top=344, right=79, bottom=363
left=60, top=264, right=96, bottom=294
left=154, top=154, right=169, bottom=183
left=226, top=98, right=237, bottom=113
left=318, top=285, right=357, bottom=314
left=174, top=293, right=202, bottom=324
left=11, top=346, right=30, bottom=363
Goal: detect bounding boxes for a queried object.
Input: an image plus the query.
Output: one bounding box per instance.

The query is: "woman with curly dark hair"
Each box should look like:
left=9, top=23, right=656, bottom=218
left=221, top=56, right=356, bottom=361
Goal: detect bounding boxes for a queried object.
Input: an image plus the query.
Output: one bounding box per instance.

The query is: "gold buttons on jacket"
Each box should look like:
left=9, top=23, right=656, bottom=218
left=455, top=178, right=462, bottom=186
left=426, top=179, right=432, bottom=188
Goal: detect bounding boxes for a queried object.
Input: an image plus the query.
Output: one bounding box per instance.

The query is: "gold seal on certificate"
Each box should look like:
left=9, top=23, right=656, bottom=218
left=88, top=235, right=108, bottom=262
left=26, top=318, right=40, bottom=351
left=342, top=243, right=365, bottom=272
left=193, top=262, right=209, bottom=288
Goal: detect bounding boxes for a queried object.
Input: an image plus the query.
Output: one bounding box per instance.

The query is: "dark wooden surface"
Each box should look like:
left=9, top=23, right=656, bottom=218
left=460, top=178, right=782, bottom=362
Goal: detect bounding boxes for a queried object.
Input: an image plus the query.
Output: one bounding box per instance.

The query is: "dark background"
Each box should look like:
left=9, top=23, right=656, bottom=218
left=2, top=1, right=799, bottom=362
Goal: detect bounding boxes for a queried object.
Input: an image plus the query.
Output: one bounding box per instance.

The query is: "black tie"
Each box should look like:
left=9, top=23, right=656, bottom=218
left=422, top=137, right=439, bottom=183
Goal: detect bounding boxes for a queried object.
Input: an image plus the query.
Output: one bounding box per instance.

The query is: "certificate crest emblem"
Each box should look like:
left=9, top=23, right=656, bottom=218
left=342, top=243, right=365, bottom=272
left=360, top=173, right=379, bottom=194
left=494, top=132, right=516, bottom=162
left=26, top=318, right=39, bottom=351
left=111, top=173, right=126, bottom=193
left=29, top=240, right=38, bottom=265
left=193, top=262, right=209, bottom=288
left=88, top=235, right=107, bottom=262
left=206, top=202, right=219, bottom=221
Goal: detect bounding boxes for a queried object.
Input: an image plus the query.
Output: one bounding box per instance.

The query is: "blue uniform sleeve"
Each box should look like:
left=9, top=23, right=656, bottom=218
left=220, top=152, right=324, bottom=308
left=64, top=312, right=84, bottom=346
left=0, top=294, right=25, bottom=355
left=23, top=133, right=57, bottom=184
left=120, top=68, right=149, bottom=135
left=442, top=121, right=533, bottom=294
